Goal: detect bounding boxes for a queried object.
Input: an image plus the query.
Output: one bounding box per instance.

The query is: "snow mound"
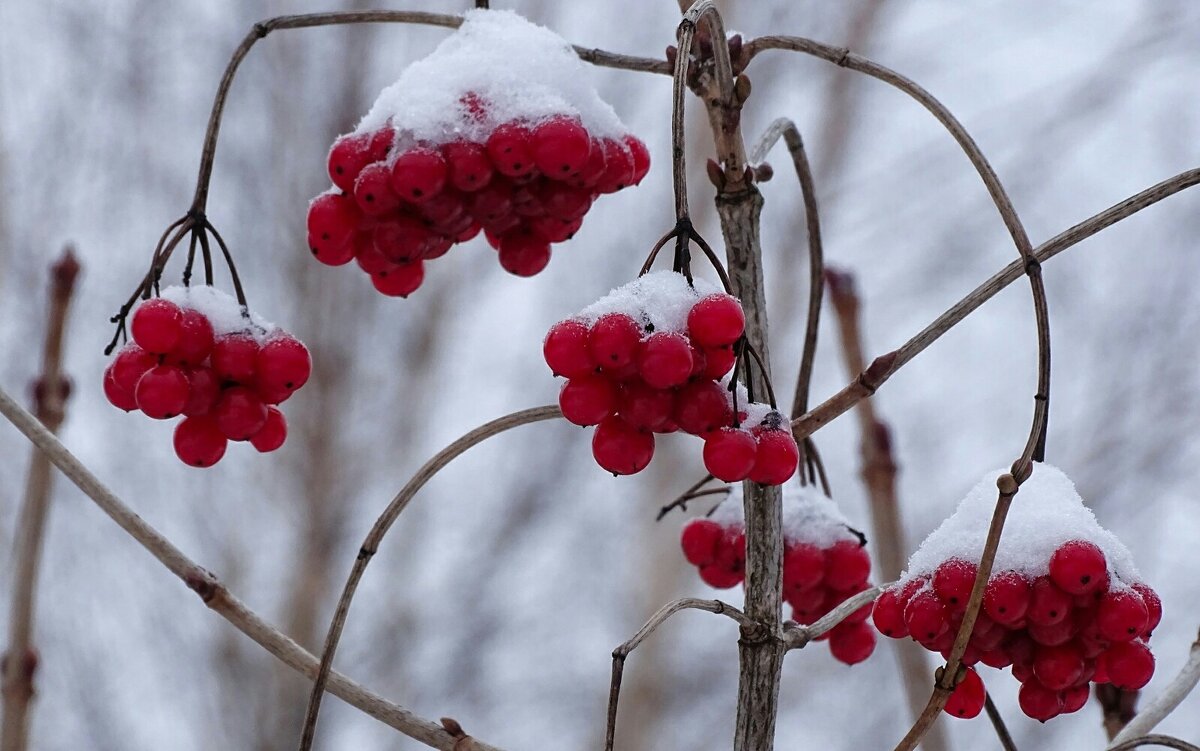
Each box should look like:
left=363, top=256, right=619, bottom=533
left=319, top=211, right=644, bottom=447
left=159, top=285, right=277, bottom=342
left=903, top=463, right=1141, bottom=584
left=709, top=483, right=860, bottom=548
left=357, top=9, right=630, bottom=146
left=575, top=270, right=723, bottom=334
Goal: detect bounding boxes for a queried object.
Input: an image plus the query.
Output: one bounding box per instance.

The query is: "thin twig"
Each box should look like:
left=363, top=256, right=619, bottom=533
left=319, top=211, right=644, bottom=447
left=297, top=406, right=563, bottom=750
left=1, top=249, right=79, bottom=751
left=656, top=474, right=716, bottom=521
left=784, top=584, right=885, bottom=649
left=605, top=598, right=755, bottom=751
left=1107, top=736, right=1200, bottom=751
left=1111, top=629, right=1200, bottom=746
left=984, top=693, right=1019, bottom=751
left=0, top=385, right=507, bottom=751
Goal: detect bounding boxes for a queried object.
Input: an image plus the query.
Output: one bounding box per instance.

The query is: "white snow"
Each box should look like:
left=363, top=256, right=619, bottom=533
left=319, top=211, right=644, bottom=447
left=158, top=284, right=277, bottom=342
left=708, top=483, right=861, bottom=548
left=903, top=463, right=1142, bottom=585
left=356, top=9, right=632, bottom=147
left=575, top=270, right=724, bottom=334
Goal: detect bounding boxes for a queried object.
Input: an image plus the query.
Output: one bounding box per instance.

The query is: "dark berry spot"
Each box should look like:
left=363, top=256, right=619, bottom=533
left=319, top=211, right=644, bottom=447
left=412, top=189, right=423, bottom=198
left=366, top=195, right=375, bottom=203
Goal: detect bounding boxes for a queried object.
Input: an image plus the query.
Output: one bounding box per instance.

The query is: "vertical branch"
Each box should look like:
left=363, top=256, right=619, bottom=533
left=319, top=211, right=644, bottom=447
left=825, top=268, right=947, bottom=751
left=1, top=248, right=80, bottom=751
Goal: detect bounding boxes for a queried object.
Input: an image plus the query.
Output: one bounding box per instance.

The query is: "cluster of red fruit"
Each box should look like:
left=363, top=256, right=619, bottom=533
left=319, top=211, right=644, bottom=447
left=102, top=292, right=311, bottom=467
left=680, top=505, right=876, bottom=666
left=872, top=540, right=1161, bottom=721
left=307, top=111, right=649, bottom=295
left=544, top=274, right=798, bottom=481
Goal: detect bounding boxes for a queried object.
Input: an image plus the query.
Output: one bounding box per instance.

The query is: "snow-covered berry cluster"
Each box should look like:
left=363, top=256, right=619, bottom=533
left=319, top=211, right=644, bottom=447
left=872, top=465, right=1160, bottom=721
left=681, top=484, right=876, bottom=665
left=544, top=271, right=798, bottom=481
left=306, top=10, right=648, bottom=294
left=102, top=286, right=310, bottom=467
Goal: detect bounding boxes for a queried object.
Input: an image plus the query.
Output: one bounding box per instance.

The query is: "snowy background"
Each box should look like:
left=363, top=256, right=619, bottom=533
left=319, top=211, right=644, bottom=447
left=2, top=1, right=1199, bottom=749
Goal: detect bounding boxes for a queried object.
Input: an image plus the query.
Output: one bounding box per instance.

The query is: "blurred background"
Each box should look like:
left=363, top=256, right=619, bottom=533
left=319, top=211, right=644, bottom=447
left=2, top=1, right=1199, bottom=749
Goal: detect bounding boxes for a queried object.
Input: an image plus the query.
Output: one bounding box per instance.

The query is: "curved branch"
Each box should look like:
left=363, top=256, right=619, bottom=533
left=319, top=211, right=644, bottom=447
left=298, top=405, right=564, bottom=750
left=784, top=583, right=885, bottom=649
left=0, top=385, right=506, bottom=751
left=1112, top=629, right=1200, bottom=746
left=1108, top=736, right=1200, bottom=751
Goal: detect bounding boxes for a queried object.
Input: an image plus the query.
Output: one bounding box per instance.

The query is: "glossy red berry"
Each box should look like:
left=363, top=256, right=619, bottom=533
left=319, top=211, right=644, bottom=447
left=1103, top=641, right=1154, bottom=690
left=699, top=563, right=743, bottom=589
left=173, top=416, right=228, bottom=468
left=168, top=308, right=215, bottom=367
left=372, top=216, right=432, bottom=264
left=327, top=129, right=391, bottom=192
left=591, top=416, right=654, bottom=475
left=352, top=162, right=402, bottom=216
left=596, top=138, right=634, bottom=193
left=371, top=261, right=425, bottom=297
left=131, top=298, right=184, bottom=354
left=617, top=381, right=675, bottom=432
left=1097, top=589, right=1149, bottom=643
left=542, top=185, right=592, bottom=221
left=681, top=518, right=723, bottom=566
left=1061, top=684, right=1090, bottom=714
left=102, top=366, right=137, bottom=411
left=544, top=320, right=595, bottom=378
left=871, top=587, right=909, bottom=638
left=1132, top=583, right=1162, bottom=636
left=688, top=294, right=745, bottom=347
left=829, top=622, right=876, bottom=665
left=214, top=386, right=268, bottom=441
left=825, top=540, right=871, bottom=590
left=1018, top=680, right=1063, bottom=722
left=702, top=427, right=757, bottom=482
left=943, top=667, right=985, bottom=719
left=702, top=344, right=737, bottom=379
left=390, top=148, right=448, bottom=203
left=588, top=314, right=643, bottom=370
left=559, top=375, right=618, bottom=426
left=135, top=365, right=189, bottom=419
left=748, top=428, right=799, bottom=485
left=443, top=141, right=494, bottom=192
left=983, top=571, right=1032, bottom=625
left=783, top=542, right=825, bottom=592
left=904, top=590, right=949, bottom=643
left=497, top=231, right=552, bottom=276
left=211, top=334, right=260, bottom=384
left=255, top=335, right=311, bottom=396
left=1028, top=577, right=1072, bottom=626
left=637, top=332, right=693, bottom=389
left=486, top=122, right=536, bottom=177
left=112, top=344, right=157, bottom=394
left=624, top=136, right=651, bottom=184
left=183, top=367, right=221, bottom=416
left=932, top=559, right=978, bottom=611
left=307, top=193, right=361, bottom=264
left=1033, top=642, right=1085, bottom=690
left=674, top=380, right=733, bottom=435
left=532, top=116, right=591, bottom=178
left=1049, top=540, right=1108, bottom=595
left=249, top=406, right=287, bottom=452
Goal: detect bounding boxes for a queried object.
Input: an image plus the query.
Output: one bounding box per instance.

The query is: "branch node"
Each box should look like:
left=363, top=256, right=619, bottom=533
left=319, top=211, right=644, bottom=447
left=184, top=569, right=219, bottom=602
left=996, top=472, right=1020, bottom=496
left=860, top=350, right=899, bottom=393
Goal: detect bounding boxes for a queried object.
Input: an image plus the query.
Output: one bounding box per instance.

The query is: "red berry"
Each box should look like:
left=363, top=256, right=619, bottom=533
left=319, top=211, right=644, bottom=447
left=748, top=428, right=799, bottom=485
left=173, top=416, right=228, bottom=468
left=637, top=332, right=693, bottom=389
left=531, top=215, right=581, bottom=244
left=624, top=136, right=651, bottom=185
left=443, top=141, right=494, bottom=192
left=702, top=427, right=757, bottom=482
left=825, top=540, right=871, bottom=590
left=1097, top=589, right=1149, bottom=643
left=166, top=308, right=215, bottom=367
left=541, top=185, right=592, bottom=221
left=183, top=367, right=220, bottom=416
left=214, top=386, right=268, bottom=441
left=1028, top=576, right=1072, bottom=626
left=256, top=335, right=311, bottom=395
left=468, top=181, right=514, bottom=225
left=904, top=590, right=949, bottom=643
left=134, top=365, right=189, bottom=419
left=354, top=234, right=395, bottom=275
left=1033, top=642, right=1085, bottom=690
left=1018, top=680, right=1063, bottom=722
left=783, top=542, right=825, bottom=593
left=112, top=344, right=157, bottom=394
left=702, top=344, right=737, bottom=379
left=980, top=648, right=1012, bottom=669
left=390, top=148, right=448, bottom=203
left=352, top=162, right=402, bottom=216
left=544, top=320, right=595, bottom=378
left=486, top=122, right=536, bottom=177
left=681, top=518, right=723, bottom=567
left=1028, top=617, right=1079, bottom=647
left=932, top=559, right=978, bottom=611
left=829, top=622, right=876, bottom=665
left=699, top=563, right=743, bottom=589
left=559, top=375, right=619, bottom=426
left=588, top=314, right=643, bottom=370
left=327, top=129, right=391, bottom=192
left=307, top=193, right=361, bottom=264
left=871, top=587, right=909, bottom=638
left=674, top=380, right=733, bottom=435
left=596, top=138, right=634, bottom=193
left=688, top=294, right=745, bottom=347
left=1102, top=641, right=1155, bottom=690
left=591, top=416, right=654, bottom=475
left=1132, top=583, right=1162, bottom=636
left=211, top=334, right=260, bottom=384
left=943, top=667, right=985, bottom=719
left=617, top=381, right=675, bottom=432
left=497, top=231, right=552, bottom=276
left=570, top=137, right=608, bottom=189
left=371, top=262, right=425, bottom=297
left=249, top=406, right=287, bottom=452
left=131, top=298, right=184, bottom=354
left=102, top=366, right=137, bottom=411
left=1061, top=684, right=1090, bottom=714
left=789, top=586, right=828, bottom=623
left=1049, top=540, right=1108, bottom=595
left=532, top=116, right=591, bottom=178
left=832, top=581, right=873, bottom=624
left=983, top=571, right=1032, bottom=625
left=373, top=215, right=432, bottom=263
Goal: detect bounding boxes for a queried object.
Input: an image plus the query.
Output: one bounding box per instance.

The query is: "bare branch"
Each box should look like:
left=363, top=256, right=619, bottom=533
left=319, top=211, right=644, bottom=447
left=298, top=406, right=563, bottom=750
left=984, top=693, right=1019, bottom=751
left=784, top=584, right=884, bottom=650
left=0, top=384, right=508, bottom=751
left=2, top=249, right=79, bottom=751
left=1111, top=629, right=1200, bottom=746
left=606, top=598, right=754, bottom=751
left=1108, top=736, right=1200, bottom=751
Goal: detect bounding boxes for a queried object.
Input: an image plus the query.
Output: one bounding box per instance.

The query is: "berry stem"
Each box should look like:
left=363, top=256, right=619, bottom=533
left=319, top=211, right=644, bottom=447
left=983, top=692, right=1019, bottom=751
left=655, top=474, right=717, bottom=521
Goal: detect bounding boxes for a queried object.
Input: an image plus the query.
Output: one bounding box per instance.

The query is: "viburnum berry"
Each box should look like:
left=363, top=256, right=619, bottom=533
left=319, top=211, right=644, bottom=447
left=102, top=366, right=137, bottom=412
left=828, top=622, right=876, bottom=665
left=390, top=148, right=448, bottom=203
left=1096, top=589, right=1149, bottom=643
left=702, top=344, right=737, bottom=379
left=211, top=334, right=260, bottom=384
left=702, top=427, right=757, bottom=482
left=1061, top=684, right=1090, bottom=714
left=135, top=365, right=189, bottom=419
left=1028, top=577, right=1072, bottom=626
left=943, top=667, right=985, bottom=719
left=673, top=380, right=732, bottom=435
left=688, top=294, right=745, bottom=348
left=570, top=137, right=608, bottom=189
left=1132, top=583, right=1162, bottom=636
left=530, top=215, right=580, bottom=243
left=871, top=588, right=909, bottom=638
left=637, top=332, right=693, bottom=389
left=789, top=585, right=828, bottom=623
left=469, top=180, right=515, bottom=226
left=183, top=367, right=220, bottom=417
left=983, top=570, right=1032, bottom=625
left=373, top=215, right=432, bottom=264
left=617, top=381, right=675, bottom=432
left=748, top=428, right=799, bottom=485
left=681, top=518, right=723, bottom=567
left=167, top=308, right=215, bottom=367
left=255, top=335, right=312, bottom=395
left=543, top=320, right=595, bottom=378
left=1102, top=640, right=1154, bottom=690
left=307, top=193, right=361, bottom=264
left=327, top=128, right=391, bottom=192
left=111, top=344, right=157, bottom=395
left=1049, top=540, right=1108, bottom=595
left=1033, top=642, right=1085, bottom=690
left=1018, top=680, right=1062, bottom=722
left=904, top=590, right=949, bottom=644
left=249, top=406, right=288, bottom=453
left=371, top=262, right=425, bottom=298
left=214, top=386, right=268, bottom=441
left=932, top=558, right=978, bottom=611
left=541, top=185, right=592, bottom=221
left=486, top=122, right=536, bottom=177
left=497, top=230, right=552, bottom=276
left=596, top=138, right=635, bottom=193
left=825, top=540, right=871, bottom=590
left=352, top=162, right=402, bottom=216
left=532, top=116, right=591, bottom=178
left=1028, top=617, right=1079, bottom=647
left=442, top=140, right=494, bottom=192
left=699, top=563, right=743, bottom=589
left=559, top=375, right=618, bottom=426
left=624, top=135, right=651, bottom=185
left=591, top=416, right=654, bottom=475
left=783, top=542, right=825, bottom=592
left=173, top=416, right=228, bottom=468
left=588, top=313, right=642, bottom=370
left=131, top=298, right=184, bottom=354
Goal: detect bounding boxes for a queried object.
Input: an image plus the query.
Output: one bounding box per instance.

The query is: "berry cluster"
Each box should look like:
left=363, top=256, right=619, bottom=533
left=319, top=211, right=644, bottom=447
left=872, top=466, right=1160, bottom=721
left=102, top=286, right=310, bottom=467
left=680, top=485, right=876, bottom=665
left=544, top=272, right=798, bottom=481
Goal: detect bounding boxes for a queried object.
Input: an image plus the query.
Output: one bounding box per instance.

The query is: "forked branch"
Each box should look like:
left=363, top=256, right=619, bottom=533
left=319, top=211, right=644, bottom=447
left=783, top=584, right=885, bottom=650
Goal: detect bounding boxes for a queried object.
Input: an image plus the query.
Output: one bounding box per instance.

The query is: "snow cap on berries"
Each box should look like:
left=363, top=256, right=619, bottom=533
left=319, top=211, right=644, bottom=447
left=903, top=464, right=1141, bottom=584
left=711, top=483, right=862, bottom=549
left=358, top=10, right=631, bottom=146
left=160, top=285, right=277, bottom=343
left=575, top=270, right=724, bottom=334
